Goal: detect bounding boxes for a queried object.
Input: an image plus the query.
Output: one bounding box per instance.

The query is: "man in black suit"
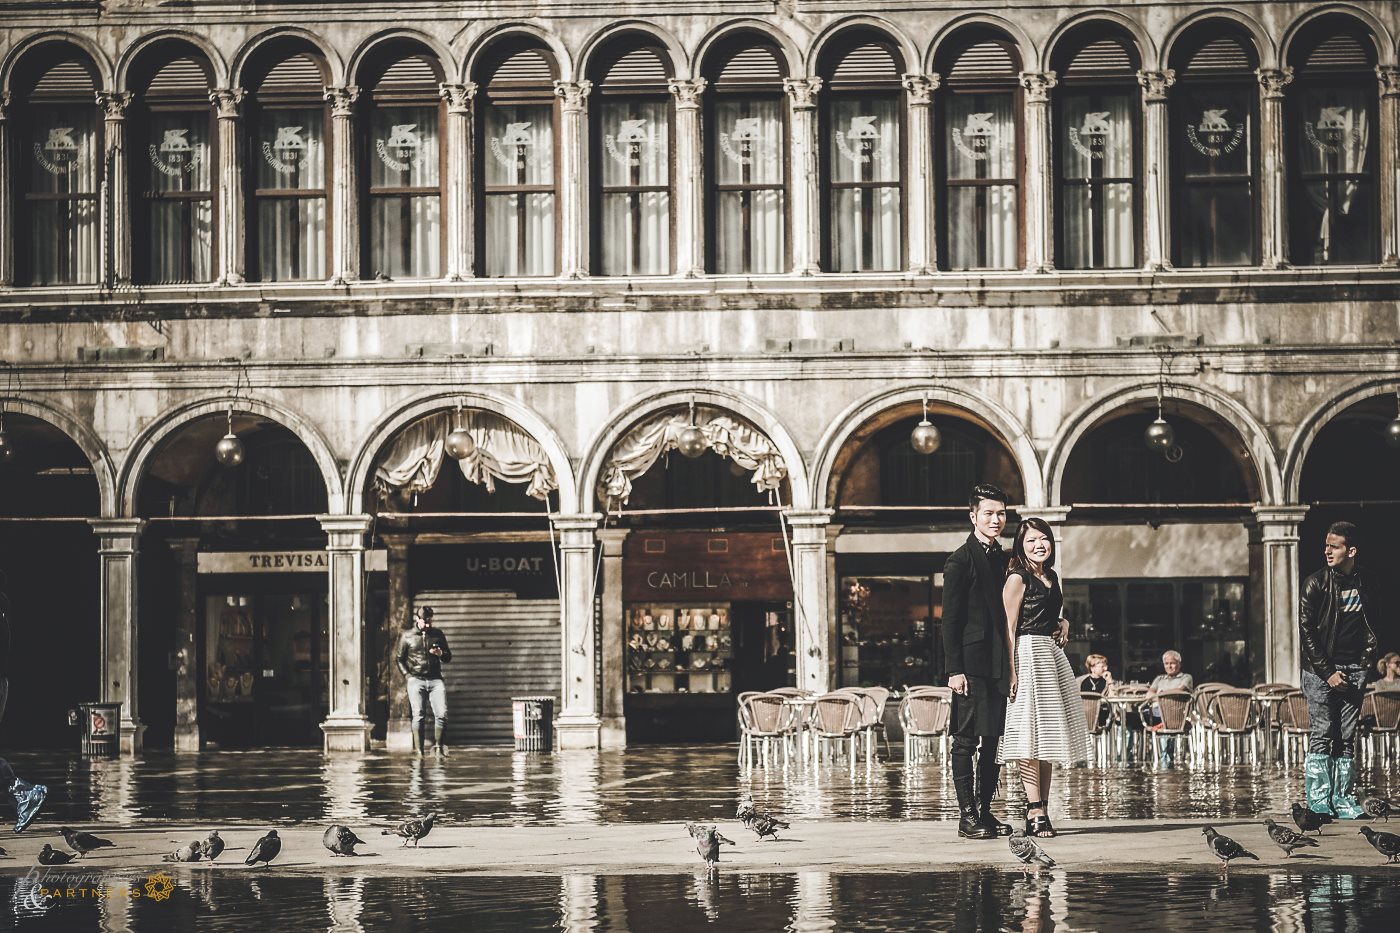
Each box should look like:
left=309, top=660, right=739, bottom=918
left=942, top=483, right=1012, bottom=839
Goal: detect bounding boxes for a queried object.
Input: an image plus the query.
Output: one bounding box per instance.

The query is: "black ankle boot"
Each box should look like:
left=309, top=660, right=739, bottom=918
left=954, top=773, right=995, bottom=839
left=976, top=756, right=1012, bottom=836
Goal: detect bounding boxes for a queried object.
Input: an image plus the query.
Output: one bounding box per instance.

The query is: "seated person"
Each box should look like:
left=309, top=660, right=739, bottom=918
left=1142, top=650, right=1194, bottom=728
left=1079, top=654, right=1116, bottom=729
left=1374, top=652, right=1400, bottom=691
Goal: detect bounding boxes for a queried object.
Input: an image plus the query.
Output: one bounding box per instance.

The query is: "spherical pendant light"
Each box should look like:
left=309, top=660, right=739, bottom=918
left=1387, top=389, right=1400, bottom=449
left=910, top=392, right=942, bottom=455
left=215, top=430, right=245, bottom=468
left=0, top=425, right=14, bottom=464
left=1145, top=416, right=1175, bottom=453
left=677, top=399, right=707, bottom=459
left=445, top=427, right=476, bottom=460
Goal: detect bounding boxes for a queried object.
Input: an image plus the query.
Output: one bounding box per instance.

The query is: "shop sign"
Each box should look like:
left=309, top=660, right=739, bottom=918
left=623, top=532, right=791, bottom=601
left=197, top=550, right=388, bottom=574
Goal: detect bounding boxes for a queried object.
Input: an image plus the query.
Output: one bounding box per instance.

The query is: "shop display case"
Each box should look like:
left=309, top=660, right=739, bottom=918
left=206, top=596, right=256, bottom=704
left=625, top=602, right=733, bottom=695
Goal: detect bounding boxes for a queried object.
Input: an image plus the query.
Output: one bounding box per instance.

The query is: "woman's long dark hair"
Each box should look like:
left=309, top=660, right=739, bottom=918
left=1008, top=516, right=1057, bottom=576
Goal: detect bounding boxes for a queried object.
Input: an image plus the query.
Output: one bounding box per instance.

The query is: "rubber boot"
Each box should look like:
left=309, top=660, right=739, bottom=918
left=11, top=778, right=47, bottom=833
left=434, top=725, right=449, bottom=758
left=976, top=757, right=1012, bottom=837
left=411, top=726, right=424, bottom=757
left=954, top=773, right=994, bottom=839
left=1329, top=757, right=1365, bottom=819
left=1304, top=752, right=1335, bottom=816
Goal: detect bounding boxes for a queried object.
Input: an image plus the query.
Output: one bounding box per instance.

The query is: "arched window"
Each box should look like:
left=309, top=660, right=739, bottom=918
left=477, top=43, right=559, bottom=277
left=1053, top=30, right=1141, bottom=269
left=1170, top=29, right=1259, bottom=267
left=821, top=35, right=903, bottom=272
left=590, top=41, right=675, bottom=276
left=1287, top=23, right=1379, bottom=265
left=936, top=31, right=1021, bottom=270
left=15, top=49, right=101, bottom=285
left=131, top=49, right=215, bottom=284
left=362, top=52, right=444, bottom=279
left=246, top=50, right=330, bottom=281
left=704, top=39, right=789, bottom=274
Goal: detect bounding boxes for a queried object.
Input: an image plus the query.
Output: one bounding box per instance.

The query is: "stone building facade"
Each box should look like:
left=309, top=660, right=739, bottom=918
left=0, top=2, right=1396, bottom=753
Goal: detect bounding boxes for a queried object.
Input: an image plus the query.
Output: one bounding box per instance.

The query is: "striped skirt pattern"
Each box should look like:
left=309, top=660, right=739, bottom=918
left=998, top=635, right=1091, bottom=766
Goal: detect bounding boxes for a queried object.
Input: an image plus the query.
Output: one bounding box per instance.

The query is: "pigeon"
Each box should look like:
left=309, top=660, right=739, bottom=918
left=383, top=813, right=436, bottom=848
left=735, top=798, right=757, bottom=825
left=1202, top=826, right=1258, bottom=872
left=1359, top=826, right=1400, bottom=863
left=686, top=823, right=734, bottom=868
left=202, top=831, right=225, bottom=861
left=38, top=845, right=74, bottom=866
left=1264, top=818, right=1319, bottom=857
left=1292, top=802, right=1334, bottom=836
left=0, top=845, right=7, bottom=858
left=1008, top=828, right=1056, bottom=873
left=322, top=825, right=365, bottom=857
left=59, top=827, right=115, bottom=858
left=162, top=841, right=204, bottom=863
left=736, top=798, right=789, bottom=841
left=245, top=830, right=281, bottom=868
left=1359, top=789, right=1394, bottom=822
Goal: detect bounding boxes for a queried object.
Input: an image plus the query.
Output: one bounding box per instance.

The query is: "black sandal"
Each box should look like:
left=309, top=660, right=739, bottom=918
left=1025, top=800, right=1056, bottom=838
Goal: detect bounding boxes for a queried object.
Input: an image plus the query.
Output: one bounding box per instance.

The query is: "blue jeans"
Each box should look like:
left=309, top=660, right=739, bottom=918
left=1302, top=664, right=1367, bottom=758
left=407, top=676, right=448, bottom=736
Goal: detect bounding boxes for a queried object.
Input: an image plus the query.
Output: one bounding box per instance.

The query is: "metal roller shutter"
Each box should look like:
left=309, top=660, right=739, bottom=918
left=413, top=589, right=561, bottom=744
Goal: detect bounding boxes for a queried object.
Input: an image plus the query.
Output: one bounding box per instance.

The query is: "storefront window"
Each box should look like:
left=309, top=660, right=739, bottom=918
left=839, top=576, right=935, bottom=688
left=368, top=105, right=441, bottom=278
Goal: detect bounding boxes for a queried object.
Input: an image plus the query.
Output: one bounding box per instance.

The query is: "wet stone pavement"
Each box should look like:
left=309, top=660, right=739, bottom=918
left=0, top=746, right=1396, bottom=931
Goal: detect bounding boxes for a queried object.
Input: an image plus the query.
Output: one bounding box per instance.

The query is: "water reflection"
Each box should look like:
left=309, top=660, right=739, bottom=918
left=2, top=869, right=1397, bottom=931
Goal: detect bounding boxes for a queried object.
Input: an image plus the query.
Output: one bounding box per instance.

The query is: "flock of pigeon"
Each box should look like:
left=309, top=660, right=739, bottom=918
left=696, top=790, right=1400, bottom=876
left=14, top=813, right=439, bottom=869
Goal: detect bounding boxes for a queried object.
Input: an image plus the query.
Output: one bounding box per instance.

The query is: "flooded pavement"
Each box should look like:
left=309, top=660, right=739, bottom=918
left=4, top=869, right=1399, bottom=932
left=3, top=745, right=1395, bottom=827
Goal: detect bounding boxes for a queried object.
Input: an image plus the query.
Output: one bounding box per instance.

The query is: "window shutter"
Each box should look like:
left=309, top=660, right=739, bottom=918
left=947, top=40, right=1018, bottom=82
left=1183, top=36, right=1257, bottom=74
left=256, top=54, right=324, bottom=98
left=486, top=48, right=556, bottom=99
left=1303, top=33, right=1373, bottom=71
left=146, top=56, right=212, bottom=97
left=374, top=55, right=440, bottom=94
left=829, top=41, right=900, bottom=87
left=31, top=59, right=96, bottom=97
left=713, top=44, right=784, bottom=89
left=602, top=46, right=670, bottom=88
left=1061, top=37, right=1137, bottom=79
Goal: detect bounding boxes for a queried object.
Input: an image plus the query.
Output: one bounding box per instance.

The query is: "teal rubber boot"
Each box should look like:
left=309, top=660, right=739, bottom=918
left=1304, top=752, right=1336, bottom=816
left=1329, top=757, right=1365, bottom=819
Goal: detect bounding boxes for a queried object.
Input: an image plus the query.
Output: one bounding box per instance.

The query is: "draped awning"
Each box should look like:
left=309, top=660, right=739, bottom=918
left=598, top=406, right=787, bottom=509
left=374, top=410, right=557, bottom=501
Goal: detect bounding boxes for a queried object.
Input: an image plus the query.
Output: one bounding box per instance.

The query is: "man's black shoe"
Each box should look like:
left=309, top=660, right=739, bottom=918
left=957, top=806, right=996, bottom=839
left=979, top=808, right=1013, bottom=837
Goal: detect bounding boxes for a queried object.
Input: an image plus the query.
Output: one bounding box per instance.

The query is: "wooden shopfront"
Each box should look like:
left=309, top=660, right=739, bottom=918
left=623, top=530, right=794, bottom=742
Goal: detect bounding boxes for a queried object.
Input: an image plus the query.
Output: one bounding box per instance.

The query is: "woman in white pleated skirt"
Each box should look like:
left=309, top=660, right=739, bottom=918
left=998, top=517, right=1090, bottom=838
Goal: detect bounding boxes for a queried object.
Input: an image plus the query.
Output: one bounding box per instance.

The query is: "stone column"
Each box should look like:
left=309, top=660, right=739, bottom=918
left=210, top=89, right=246, bottom=284
left=1019, top=72, right=1057, bottom=273
left=1137, top=70, right=1176, bottom=270
left=786, top=510, right=832, bottom=694
left=325, top=86, right=360, bottom=284
left=902, top=74, right=938, bottom=273
left=1257, top=68, right=1294, bottom=269
left=554, top=80, right=592, bottom=279
left=381, top=533, right=413, bottom=750
left=668, top=78, right=707, bottom=277
left=783, top=77, right=823, bottom=275
left=824, top=522, right=844, bottom=684
left=97, top=91, right=133, bottom=286
left=167, top=537, right=201, bottom=751
left=318, top=514, right=374, bottom=752
left=598, top=528, right=629, bottom=748
left=1377, top=66, right=1400, bottom=265
left=439, top=83, right=476, bottom=280
left=554, top=513, right=602, bottom=748
left=1250, top=506, right=1308, bottom=686
left=89, top=518, right=145, bottom=755
left=0, top=93, right=12, bottom=285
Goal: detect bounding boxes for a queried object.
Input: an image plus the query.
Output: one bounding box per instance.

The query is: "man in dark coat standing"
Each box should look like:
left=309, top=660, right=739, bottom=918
left=941, top=483, right=1012, bottom=839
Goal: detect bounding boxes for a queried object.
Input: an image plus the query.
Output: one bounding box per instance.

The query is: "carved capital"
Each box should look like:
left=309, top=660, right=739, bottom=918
left=667, top=78, right=706, bottom=110
left=210, top=88, right=245, bottom=119
left=1019, top=71, right=1057, bottom=103
left=1137, top=69, right=1176, bottom=103
left=901, top=73, right=940, bottom=105
left=438, top=82, right=477, bottom=114
left=1256, top=67, right=1294, bottom=101
left=1378, top=65, right=1400, bottom=99
left=553, top=80, right=593, bottom=113
left=96, top=90, right=133, bottom=120
left=324, top=86, right=361, bottom=118
left=783, top=76, right=822, bottom=111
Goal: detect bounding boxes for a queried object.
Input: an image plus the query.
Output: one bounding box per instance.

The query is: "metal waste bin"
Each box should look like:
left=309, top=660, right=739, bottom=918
left=511, top=696, right=555, bottom=752
left=77, top=702, right=122, bottom=758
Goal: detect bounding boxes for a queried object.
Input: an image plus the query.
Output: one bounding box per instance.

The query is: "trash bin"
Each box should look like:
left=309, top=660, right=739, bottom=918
left=77, top=702, right=122, bottom=758
left=511, top=696, right=555, bottom=752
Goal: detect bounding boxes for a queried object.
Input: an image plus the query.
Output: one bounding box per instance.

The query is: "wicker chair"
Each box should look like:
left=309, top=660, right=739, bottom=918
left=1205, top=689, right=1261, bottom=765
left=808, top=692, right=865, bottom=763
left=1276, top=690, right=1310, bottom=769
left=1252, top=682, right=1296, bottom=762
left=1141, top=689, right=1194, bottom=766
left=899, top=688, right=953, bottom=764
left=1191, top=683, right=1231, bottom=762
left=1080, top=691, right=1113, bottom=762
left=737, top=692, right=799, bottom=769
left=1361, top=690, right=1400, bottom=762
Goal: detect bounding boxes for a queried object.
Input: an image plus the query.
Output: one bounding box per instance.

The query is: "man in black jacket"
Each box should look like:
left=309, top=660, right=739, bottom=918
left=1298, top=521, right=1377, bottom=819
left=396, top=606, right=454, bottom=756
left=942, top=483, right=1013, bottom=839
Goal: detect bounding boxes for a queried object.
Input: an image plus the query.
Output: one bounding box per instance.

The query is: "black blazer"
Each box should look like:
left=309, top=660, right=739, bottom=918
left=941, top=533, right=1010, bottom=689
